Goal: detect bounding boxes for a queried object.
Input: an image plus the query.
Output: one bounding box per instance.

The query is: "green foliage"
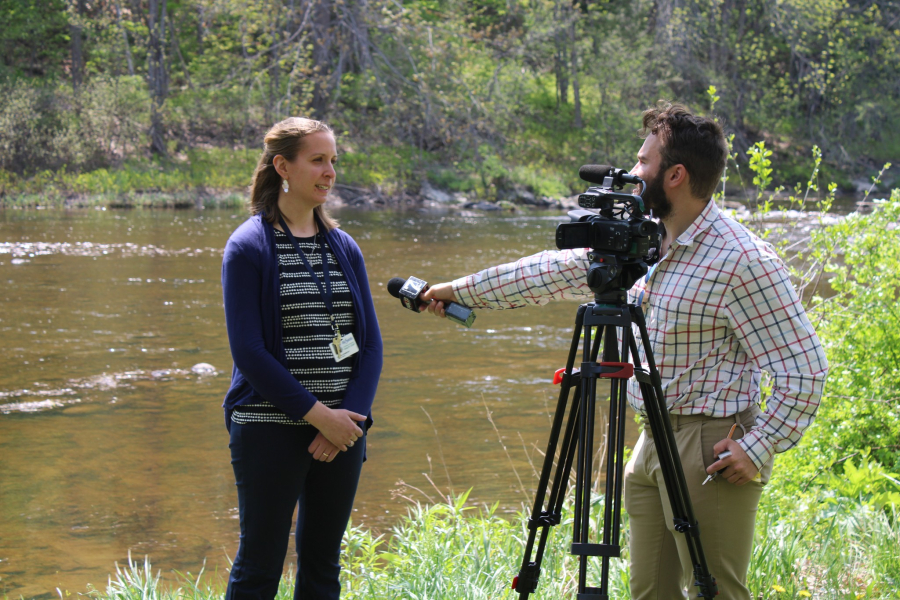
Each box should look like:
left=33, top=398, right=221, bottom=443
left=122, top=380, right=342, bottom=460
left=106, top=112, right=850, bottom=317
left=0, top=77, right=149, bottom=175
left=800, top=192, right=900, bottom=473
left=0, top=147, right=257, bottom=207
left=760, top=178, right=900, bottom=520
left=1, top=0, right=896, bottom=200
left=716, top=146, right=900, bottom=594
left=92, top=554, right=163, bottom=600
left=427, top=165, right=478, bottom=193
left=0, top=0, right=69, bottom=80
left=338, top=145, right=421, bottom=193
left=508, top=165, right=571, bottom=199
left=749, top=497, right=900, bottom=597
left=84, top=552, right=229, bottom=600
left=747, top=141, right=775, bottom=201
left=706, top=85, right=720, bottom=113
left=819, top=453, right=900, bottom=510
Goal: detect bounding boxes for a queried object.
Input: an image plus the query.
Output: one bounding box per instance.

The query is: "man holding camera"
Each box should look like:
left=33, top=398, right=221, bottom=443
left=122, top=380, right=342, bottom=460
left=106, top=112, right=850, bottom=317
left=420, top=101, right=828, bottom=599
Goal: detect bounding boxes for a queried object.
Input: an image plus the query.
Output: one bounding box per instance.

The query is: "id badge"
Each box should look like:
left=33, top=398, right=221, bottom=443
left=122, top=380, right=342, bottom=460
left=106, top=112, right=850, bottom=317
left=330, top=333, right=359, bottom=362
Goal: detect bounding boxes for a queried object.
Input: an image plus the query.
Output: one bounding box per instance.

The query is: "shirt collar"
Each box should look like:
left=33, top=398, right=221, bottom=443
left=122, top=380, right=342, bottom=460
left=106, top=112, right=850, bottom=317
left=674, top=199, right=720, bottom=248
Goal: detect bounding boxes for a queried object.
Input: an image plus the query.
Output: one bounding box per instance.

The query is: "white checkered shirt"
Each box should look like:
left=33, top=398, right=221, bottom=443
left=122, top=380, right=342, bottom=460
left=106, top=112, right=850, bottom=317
left=453, top=200, right=828, bottom=470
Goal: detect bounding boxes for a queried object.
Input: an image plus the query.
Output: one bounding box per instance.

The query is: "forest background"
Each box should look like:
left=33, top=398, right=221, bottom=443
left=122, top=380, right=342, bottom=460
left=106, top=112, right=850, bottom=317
left=1, top=0, right=899, bottom=205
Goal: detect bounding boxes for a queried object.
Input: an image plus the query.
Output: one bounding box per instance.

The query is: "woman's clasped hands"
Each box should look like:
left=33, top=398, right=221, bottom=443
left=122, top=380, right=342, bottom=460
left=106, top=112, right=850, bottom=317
left=303, top=402, right=365, bottom=462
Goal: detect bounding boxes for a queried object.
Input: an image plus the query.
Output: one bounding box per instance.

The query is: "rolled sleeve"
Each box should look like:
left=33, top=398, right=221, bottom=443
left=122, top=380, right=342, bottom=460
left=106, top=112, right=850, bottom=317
left=725, top=254, right=828, bottom=470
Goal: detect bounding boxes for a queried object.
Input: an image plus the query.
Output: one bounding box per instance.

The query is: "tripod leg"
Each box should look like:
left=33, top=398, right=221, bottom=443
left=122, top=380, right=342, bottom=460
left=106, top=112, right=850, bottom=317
left=514, top=306, right=587, bottom=598
left=569, top=312, right=632, bottom=600
left=626, top=307, right=718, bottom=598
left=573, top=319, right=597, bottom=593
left=515, top=305, right=611, bottom=599
left=597, top=325, right=629, bottom=595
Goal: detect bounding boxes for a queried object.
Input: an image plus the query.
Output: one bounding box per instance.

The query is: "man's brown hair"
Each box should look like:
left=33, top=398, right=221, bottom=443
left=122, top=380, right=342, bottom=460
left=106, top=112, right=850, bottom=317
left=640, top=101, right=728, bottom=200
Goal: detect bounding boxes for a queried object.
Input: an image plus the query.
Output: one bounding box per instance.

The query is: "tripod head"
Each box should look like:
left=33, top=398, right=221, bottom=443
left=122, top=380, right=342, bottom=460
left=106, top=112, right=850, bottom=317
left=584, top=253, right=654, bottom=304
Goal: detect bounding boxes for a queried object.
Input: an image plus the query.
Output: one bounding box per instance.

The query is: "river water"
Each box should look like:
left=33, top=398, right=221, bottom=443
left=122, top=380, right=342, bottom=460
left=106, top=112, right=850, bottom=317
left=0, top=206, right=631, bottom=598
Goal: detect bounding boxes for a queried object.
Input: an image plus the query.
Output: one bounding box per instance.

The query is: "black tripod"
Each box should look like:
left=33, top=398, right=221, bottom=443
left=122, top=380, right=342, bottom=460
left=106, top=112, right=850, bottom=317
left=512, top=289, right=717, bottom=599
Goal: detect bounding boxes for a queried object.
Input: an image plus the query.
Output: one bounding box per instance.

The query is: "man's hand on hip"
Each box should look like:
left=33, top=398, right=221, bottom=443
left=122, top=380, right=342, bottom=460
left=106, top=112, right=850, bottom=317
left=708, top=438, right=760, bottom=486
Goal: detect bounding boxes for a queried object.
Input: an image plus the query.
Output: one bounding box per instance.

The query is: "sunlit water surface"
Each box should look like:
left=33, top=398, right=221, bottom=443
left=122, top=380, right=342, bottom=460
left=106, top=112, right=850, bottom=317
left=0, top=206, right=636, bottom=598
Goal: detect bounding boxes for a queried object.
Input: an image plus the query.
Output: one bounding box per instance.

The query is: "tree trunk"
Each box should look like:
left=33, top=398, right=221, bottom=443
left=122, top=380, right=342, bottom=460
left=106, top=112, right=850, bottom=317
left=70, top=0, right=86, bottom=92
left=570, top=20, right=582, bottom=128
left=348, top=0, right=372, bottom=71
left=115, top=1, right=135, bottom=76
left=148, top=0, right=169, bottom=157
left=266, top=4, right=283, bottom=124
left=553, top=1, right=568, bottom=108
left=197, top=5, right=206, bottom=55
left=310, top=0, right=334, bottom=119
left=650, top=0, right=673, bottom=49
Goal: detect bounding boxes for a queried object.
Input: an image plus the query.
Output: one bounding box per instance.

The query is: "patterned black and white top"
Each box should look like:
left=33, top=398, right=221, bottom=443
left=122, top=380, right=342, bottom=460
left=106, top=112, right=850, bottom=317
left=231, top=228, right=355, bottom=426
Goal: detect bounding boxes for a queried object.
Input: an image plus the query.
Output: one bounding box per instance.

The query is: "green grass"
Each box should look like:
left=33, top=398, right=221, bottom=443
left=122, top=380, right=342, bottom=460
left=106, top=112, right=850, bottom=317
left=72, top=487, right=898, bottom=600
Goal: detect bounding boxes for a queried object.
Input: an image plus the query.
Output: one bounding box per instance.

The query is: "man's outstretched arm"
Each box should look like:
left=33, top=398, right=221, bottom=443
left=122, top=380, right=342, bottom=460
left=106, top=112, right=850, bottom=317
left=420, top=248, right=595, bottom=317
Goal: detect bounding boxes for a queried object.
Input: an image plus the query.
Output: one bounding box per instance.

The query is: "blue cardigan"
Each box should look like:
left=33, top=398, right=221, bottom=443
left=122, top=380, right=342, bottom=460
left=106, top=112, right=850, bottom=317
left=221, top=213, right=383, bottom=432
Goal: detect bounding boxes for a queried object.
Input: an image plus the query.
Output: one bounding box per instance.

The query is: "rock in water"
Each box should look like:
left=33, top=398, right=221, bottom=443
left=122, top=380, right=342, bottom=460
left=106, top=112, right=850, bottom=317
left=191, top=363, right=217, bottom=376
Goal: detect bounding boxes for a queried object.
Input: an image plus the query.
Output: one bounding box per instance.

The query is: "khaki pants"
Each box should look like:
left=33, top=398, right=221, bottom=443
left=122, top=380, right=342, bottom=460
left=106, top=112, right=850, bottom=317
left=623, top=407, right=773, bottom=600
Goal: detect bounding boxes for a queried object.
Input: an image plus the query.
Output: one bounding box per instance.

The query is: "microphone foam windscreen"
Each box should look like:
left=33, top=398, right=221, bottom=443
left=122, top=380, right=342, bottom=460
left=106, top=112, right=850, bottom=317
left=578, top=164, right=614, bottom=185
left=387, top=277, right=406, bottom=298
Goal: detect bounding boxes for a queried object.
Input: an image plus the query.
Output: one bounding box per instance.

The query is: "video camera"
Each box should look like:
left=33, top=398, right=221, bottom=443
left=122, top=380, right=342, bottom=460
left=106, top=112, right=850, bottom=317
left=556, top=165, right=662, bottom=298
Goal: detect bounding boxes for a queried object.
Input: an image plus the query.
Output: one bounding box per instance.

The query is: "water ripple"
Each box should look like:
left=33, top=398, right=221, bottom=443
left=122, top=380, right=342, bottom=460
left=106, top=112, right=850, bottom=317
left=0, top=241, right=223, bottom=259
left=0, top=364, right=219, bottom=415
left=0, top=398, right=82, bottom=413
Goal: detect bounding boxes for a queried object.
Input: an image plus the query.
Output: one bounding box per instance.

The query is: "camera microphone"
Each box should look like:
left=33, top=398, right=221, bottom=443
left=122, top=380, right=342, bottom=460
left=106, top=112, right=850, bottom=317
left=579, top=164, right=642, bottom=186
left=387, top=276, right=477, bottom=328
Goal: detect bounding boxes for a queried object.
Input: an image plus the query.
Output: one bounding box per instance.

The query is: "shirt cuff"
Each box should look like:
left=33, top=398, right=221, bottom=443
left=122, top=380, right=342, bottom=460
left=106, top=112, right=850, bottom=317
left=452, top=275, right=484, bottom=308
left=738, top=429, right=776, bottom=471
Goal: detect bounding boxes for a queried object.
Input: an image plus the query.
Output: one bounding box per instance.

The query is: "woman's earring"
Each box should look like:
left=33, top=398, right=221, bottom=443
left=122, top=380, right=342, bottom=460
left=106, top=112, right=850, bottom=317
left=282, top=179, right=289, bottom=193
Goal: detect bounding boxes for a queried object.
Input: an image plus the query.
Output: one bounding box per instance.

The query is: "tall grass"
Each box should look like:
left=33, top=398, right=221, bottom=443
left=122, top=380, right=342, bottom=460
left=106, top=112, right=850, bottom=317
left=77, top=488, right=898, bottom=600
left=336, top=490, right=629, bottom=600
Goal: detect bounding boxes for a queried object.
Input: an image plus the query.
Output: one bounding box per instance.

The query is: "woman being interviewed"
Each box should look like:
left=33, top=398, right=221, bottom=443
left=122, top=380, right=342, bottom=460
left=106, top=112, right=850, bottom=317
left=221, top=117, right=382, bottom=600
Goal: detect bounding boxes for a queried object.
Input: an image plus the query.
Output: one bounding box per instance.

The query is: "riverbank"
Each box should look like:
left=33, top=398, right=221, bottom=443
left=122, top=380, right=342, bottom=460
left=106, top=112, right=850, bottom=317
left=0, top=182, right=879, bottom=216
left=1, top=147, right=891, bottom=212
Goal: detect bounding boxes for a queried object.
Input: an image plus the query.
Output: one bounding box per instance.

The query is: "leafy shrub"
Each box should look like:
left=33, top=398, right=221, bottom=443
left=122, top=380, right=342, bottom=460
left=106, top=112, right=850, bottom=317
left=0, top=78, right=149, bottom=175
left=804, top=193, right=900, bottom=472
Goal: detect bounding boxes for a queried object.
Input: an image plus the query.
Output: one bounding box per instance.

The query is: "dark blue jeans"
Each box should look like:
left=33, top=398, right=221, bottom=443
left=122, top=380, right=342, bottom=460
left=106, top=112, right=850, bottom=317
left=225, top=422, right=365, bottom=600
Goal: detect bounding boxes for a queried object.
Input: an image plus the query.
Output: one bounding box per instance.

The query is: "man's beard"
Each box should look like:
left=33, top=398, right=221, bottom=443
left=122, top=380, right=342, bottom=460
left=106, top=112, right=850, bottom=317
left=640, top=167, right=672, bottom=220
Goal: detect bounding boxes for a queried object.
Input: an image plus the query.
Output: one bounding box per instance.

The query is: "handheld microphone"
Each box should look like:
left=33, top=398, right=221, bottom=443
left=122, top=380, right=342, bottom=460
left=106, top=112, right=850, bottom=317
left=387, top=276, right=476, bottom=328
left=579, top=164, right=642, bottom=186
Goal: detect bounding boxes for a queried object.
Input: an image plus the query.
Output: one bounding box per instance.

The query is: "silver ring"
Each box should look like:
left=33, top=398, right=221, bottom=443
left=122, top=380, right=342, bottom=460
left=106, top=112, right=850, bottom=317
left=348, top=441, right=354, bottom=447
